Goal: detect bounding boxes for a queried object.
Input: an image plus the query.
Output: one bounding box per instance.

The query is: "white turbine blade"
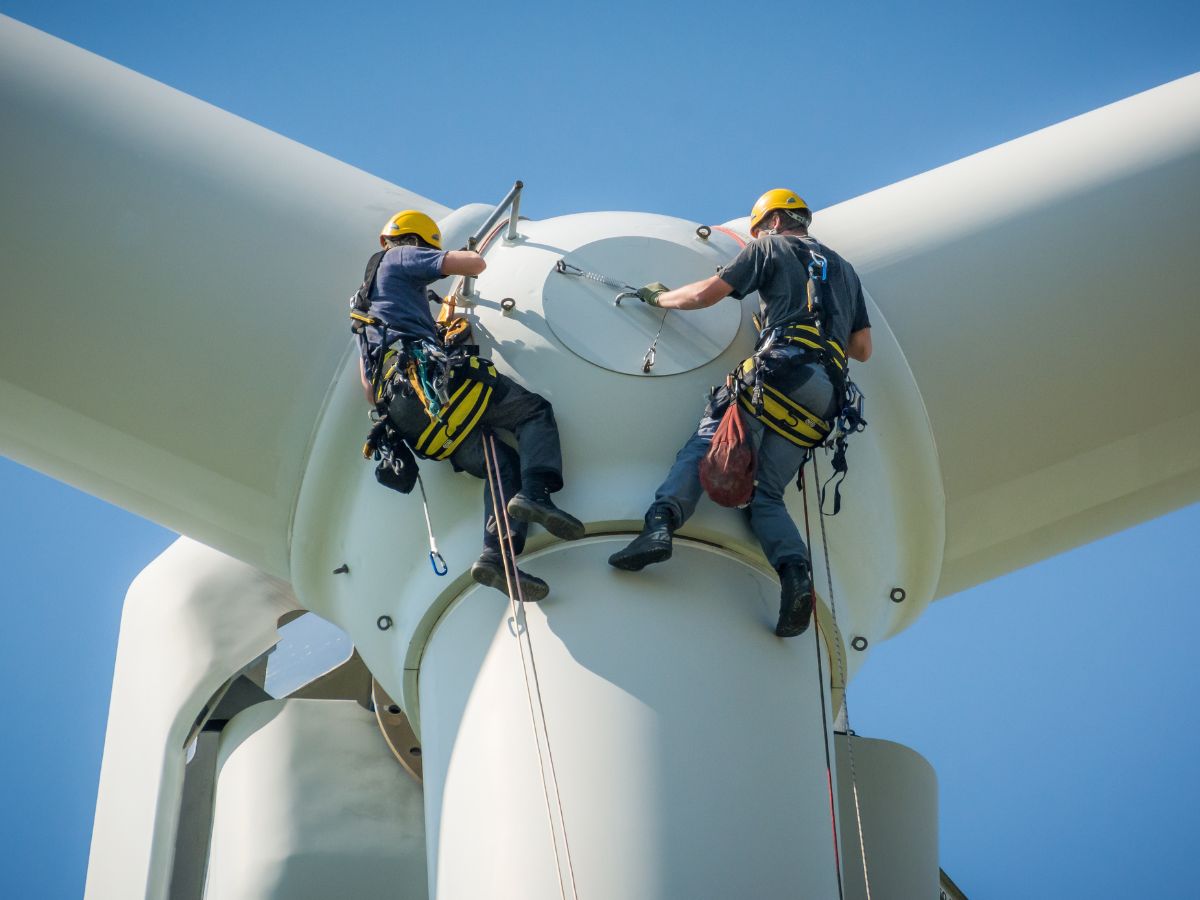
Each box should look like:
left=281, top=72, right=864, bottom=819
left=0, top=15, right=446, bottom=575
left=815, top=73, right=1200, bottom=597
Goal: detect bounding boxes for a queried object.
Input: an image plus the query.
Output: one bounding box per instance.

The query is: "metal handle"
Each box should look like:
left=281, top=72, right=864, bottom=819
left=463, top=180, right=523, bottom=297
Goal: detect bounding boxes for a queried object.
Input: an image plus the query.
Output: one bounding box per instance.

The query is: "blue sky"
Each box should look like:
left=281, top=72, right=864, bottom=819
left=1, top=2, right=1198, bottom=897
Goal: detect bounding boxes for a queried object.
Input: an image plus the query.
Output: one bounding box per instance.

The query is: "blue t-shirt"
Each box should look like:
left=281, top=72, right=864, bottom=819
left=361, top=246, right=447, bottom=364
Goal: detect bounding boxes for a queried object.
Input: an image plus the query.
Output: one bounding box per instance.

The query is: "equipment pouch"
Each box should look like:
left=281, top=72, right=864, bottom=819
left=374, top=439, right=419, bottom=494
left=700, top=403, right=757, bottom=508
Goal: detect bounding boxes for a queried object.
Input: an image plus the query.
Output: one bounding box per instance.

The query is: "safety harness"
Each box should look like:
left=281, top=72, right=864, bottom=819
left=349, top=251, right=499, bottom=576
left=729, top=242, right=868, bottom=512
left=350, top=253, right=498, bottom=463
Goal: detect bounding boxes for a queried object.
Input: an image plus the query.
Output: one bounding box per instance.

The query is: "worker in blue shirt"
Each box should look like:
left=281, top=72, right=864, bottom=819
left=357, top=210, right=584, bottom=600
left=609, top=190, right=872, bottom=637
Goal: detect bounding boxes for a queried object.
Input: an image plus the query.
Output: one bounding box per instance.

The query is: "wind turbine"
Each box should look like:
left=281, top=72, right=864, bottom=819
left=2, top=14, right=1198, bottom=900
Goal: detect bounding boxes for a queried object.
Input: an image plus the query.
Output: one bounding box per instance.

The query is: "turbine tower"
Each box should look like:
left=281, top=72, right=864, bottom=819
left=2, top=15, right=1198, bottom=900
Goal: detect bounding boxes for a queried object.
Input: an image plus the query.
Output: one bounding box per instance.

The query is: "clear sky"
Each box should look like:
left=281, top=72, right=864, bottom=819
left=1, top=2, right=1198, bottom=898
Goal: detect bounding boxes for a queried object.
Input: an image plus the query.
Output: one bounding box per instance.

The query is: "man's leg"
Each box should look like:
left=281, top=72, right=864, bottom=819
left=449, top=432, right=548, bottom=602
left=480, top=375, right=584, bottom=541
left=608, top=412, right=718, bottom=571
left=747, top=429, right=816, bottom=637
left=747, top=365, right=836, bottom=636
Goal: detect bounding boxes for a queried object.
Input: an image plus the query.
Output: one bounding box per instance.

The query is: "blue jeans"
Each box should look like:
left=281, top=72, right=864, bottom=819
left=652, top=362, right=837, bottom=570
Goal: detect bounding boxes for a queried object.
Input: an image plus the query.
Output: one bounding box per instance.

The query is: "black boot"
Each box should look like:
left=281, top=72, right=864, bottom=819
left=507, top=481, right=585, bottom=541
left=471, top=550, right=550, bottom=602
left=608, top=506, right=676, bottom=571
left=775, top=561, right=814, bottom=637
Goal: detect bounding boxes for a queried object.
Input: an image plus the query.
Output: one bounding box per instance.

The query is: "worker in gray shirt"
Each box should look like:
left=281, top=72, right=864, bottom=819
left=609, top=189, right=872, bottom=637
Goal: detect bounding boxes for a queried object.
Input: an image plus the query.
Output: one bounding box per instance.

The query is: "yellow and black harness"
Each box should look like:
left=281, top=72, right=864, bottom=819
left=726, top=246, right=867, bottom=513
left=353, top=309, right=498, bottom=462
left=733, top=322, right=848, bottom=449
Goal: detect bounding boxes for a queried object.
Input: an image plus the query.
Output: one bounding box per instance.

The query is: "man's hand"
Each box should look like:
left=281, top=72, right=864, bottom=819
left=637, top=282, right=670, bottom=306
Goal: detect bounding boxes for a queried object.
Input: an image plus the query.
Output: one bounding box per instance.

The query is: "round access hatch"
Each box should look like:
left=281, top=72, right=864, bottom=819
left=542, top=236, right=742, bottom=376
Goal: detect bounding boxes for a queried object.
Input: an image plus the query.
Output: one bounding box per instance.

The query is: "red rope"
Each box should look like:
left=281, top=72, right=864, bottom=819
left=799, top=464, right=846, bottom=900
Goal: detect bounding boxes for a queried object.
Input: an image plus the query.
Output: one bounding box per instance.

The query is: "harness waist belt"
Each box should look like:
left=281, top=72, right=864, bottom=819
left=411, top=355, right=498, bottom=460
left=775, top=323, right=846, bottom=371
left=737, top=381, right=832, bottom=448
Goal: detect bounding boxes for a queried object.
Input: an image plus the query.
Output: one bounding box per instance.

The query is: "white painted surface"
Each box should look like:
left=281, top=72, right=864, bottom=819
left=419, top=539, right=842, bottom=900
left=813, top=72, right=1200, bottom=596
left=544, top=232, right=741, bottom=375
left=2, top=17, right=1197, bottom=896
left=0, top=15, right=446, bottom=576
left=84, top=539, right=298, bottom=900
left=835, top=735, right=939, bottom=900
left=291, top=205, right=940, bottom=719
left=204, top=700, right=428, bottom=900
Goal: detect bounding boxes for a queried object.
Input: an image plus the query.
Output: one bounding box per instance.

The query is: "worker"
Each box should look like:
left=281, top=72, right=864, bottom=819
left=608, top=190, right=872, bottom=637
left=356, top=210, right=585, bottom=600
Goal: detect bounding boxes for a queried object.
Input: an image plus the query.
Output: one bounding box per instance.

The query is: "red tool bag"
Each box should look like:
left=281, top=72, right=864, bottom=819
left=700, top=403, right=756, bottom=507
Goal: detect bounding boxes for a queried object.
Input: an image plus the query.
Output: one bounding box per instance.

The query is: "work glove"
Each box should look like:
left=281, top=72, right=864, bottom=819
left=637, top=282, right=670, bottom=306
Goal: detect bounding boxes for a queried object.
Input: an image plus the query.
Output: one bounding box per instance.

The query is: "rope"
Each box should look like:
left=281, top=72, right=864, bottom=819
left=415, top=475, right=448, bottom=575
left=810, top=452, right=873, bottom=900
left=799, top=467, right=846, bottom=900
left=482, top=435, right=581, bottom=900
left=642, top=309, right=669, bottom=373
left=555, top=259, right=669, bottom=373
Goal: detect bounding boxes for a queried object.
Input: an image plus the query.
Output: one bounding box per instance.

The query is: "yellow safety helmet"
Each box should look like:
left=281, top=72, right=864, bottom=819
left=379, top=210, right=442, bottom=249
left=749, top=188, right=810, bottom=236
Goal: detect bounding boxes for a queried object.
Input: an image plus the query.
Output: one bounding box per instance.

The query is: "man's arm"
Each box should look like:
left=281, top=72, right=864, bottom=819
left=441, top=251, right=486, bottom=277
left=848, top=327, right=872, bottom=362
left=648, top=275, right=733, bottom=310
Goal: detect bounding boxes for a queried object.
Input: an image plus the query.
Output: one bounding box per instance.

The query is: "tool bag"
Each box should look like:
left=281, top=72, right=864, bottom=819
left=700, top=402, right=757, bottom=507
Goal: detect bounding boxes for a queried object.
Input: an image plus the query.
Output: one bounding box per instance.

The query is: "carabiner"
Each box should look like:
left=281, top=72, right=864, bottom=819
left=807, top=252, right=828, bottom=282
left=642, top=345, right=656, bottom=372
left=429, top=550, right=448, bottom=576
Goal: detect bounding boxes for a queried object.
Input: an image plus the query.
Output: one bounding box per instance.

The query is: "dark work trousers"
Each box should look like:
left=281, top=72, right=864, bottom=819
left=651, top=359, right=838, bottom=570
left=386, top=372, right=565, bottom=555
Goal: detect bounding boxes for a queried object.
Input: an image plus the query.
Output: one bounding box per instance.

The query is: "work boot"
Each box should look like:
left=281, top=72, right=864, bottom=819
left=608, top=506, right=675, bottom=571
left=775, top=561, right=814, bottom=637
left=506, top=485, right=585, bottom=541
left=471, top=550, right=550, bottom=602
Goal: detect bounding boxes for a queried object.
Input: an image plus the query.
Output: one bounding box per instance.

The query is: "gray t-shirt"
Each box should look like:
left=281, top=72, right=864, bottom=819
left=718, top=234, right=870, bottom=354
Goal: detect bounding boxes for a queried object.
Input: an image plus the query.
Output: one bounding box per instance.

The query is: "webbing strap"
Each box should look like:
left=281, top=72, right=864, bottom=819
left=737, top=378, right=832, bottom=448
left=412, top=357, right=497, bottom=460
left=779, top=324, right=846, bottom=371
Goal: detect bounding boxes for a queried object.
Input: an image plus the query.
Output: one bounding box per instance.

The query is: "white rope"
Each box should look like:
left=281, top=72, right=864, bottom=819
left=482, top=436, right=581, bottom=900
left=811, top=451, right=873, bottom=900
